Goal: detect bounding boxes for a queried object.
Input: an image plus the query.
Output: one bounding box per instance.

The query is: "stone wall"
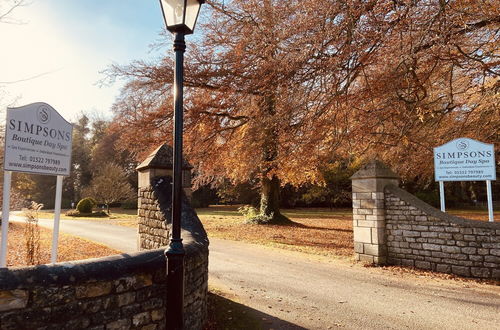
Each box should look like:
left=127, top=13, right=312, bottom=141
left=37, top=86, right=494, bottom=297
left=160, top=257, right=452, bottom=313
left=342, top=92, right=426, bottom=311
left=351, top=160, right=500, bottom=280
left=138, top=186, right=170, bottom=250
left=385, top=185, right=500, bottom=279
left=0, top=250, right=168, bottom=329
left=138, top=176, right=209, bottom=330
left=0, top=175, right=209, bottom=329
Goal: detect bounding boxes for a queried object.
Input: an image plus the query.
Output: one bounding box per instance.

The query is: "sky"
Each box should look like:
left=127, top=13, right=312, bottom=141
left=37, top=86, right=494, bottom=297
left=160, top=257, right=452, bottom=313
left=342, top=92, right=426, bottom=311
left=0, top=0, right=169, bottom=122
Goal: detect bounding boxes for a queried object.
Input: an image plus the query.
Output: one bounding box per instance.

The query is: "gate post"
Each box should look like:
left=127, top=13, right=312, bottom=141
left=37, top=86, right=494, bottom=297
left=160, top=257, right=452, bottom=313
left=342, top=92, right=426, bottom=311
left=351, top=160, right=398, bottom=264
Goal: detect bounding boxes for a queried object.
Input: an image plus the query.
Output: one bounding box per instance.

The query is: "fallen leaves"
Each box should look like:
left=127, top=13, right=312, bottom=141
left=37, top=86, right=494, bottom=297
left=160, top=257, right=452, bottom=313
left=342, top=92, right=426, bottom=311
left=3, top=222, right=120, bottom=267
left=199, top=208, right=354, bottom=258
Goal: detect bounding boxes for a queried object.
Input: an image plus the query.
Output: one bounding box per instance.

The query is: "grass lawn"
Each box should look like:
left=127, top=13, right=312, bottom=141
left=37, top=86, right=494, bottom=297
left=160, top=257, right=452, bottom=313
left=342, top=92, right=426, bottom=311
left=34, top=208, right=139, bottom=228
left=198, top=206, right=354, bottom=258
left=446, top=209, right=498, bottom=222
left=2, top=222, right=119, bottom=268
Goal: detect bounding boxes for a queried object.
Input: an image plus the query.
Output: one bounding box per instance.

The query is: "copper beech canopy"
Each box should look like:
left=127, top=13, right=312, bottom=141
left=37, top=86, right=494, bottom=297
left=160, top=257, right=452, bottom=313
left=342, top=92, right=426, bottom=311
left=108, top=0, right=499, bottom=187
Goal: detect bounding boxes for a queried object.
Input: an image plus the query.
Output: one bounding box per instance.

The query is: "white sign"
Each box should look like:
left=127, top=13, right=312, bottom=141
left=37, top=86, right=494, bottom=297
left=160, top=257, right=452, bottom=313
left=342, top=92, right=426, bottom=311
left=434, top=138, right=496, bottom=182
left=4, top=102, right=73, bottom=176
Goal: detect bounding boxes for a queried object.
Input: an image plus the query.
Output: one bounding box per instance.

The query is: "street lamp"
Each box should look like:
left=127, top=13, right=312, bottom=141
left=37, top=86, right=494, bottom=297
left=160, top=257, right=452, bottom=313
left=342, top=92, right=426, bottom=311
left=159, top=1, right=204, bottom=329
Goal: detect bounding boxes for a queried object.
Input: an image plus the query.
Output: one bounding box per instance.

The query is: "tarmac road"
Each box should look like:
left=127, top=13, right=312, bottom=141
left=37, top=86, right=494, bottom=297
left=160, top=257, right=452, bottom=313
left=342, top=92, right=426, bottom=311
left=8, top=216, right=500, bottom=329
left=208, top=239, right=500, bottom=330
left=10, top=215, right=137, bottom=253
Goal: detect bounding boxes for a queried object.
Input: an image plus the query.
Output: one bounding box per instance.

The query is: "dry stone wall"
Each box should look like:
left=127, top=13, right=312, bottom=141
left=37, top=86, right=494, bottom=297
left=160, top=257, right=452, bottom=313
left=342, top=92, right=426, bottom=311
left=138, top=176, right=209, bottom=330
left=385, top=185, right=500, bottom=279
left=0, top=250, right=168, bottom=329
left=0, top=175, right=209, bottom=329
left=138, top=186, right=170, bottom=250
left=351, top=160, right=500, bottom=280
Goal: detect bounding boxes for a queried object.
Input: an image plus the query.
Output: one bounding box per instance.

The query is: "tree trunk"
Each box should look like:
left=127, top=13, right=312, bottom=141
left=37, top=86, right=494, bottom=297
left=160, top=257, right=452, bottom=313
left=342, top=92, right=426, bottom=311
left=258, top=175, right=291, bottom=224
left=254, top=93, right=291, bottom=225
left=106, top=204, right=110, bottom=215
left=260, top=175, right=281, bottom=218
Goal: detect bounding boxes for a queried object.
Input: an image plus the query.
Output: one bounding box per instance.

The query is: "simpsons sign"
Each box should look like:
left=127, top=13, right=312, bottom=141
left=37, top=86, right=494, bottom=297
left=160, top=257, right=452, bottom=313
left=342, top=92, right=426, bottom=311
left=434, top=138, right=496, bottom=182
left=4, top=102, right=73, bottom=176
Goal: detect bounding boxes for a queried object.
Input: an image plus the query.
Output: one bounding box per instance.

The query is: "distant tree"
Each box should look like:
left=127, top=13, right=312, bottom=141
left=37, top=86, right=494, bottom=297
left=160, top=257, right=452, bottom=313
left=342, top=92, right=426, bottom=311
left=12, top=173, right=55, bottom=208
left=65, top=114, right=93, bottom=204
left=82, top=163, right=135, bottom=214
left=90, top=122, right=138, bottom=189
left=301, top=157, right=362, bottom=208
left=216, top=180, right=260, bottom=206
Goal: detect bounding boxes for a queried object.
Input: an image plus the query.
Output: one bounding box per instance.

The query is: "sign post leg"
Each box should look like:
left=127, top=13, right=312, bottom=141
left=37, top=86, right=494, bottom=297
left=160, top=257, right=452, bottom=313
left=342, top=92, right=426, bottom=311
left=1, top=171, right=12, bottom=268
left=439, top=181, right=446, bottom=212
left=51, top=176, right=64, bottom=263
left=486, top=180, right=494, bottom=222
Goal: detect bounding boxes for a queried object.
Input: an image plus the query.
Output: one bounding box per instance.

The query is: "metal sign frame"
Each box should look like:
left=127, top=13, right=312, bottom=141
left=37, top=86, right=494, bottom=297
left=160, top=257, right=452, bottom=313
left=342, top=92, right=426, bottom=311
left=1, top=103, right=73, bottom=267
left=434, top=138, right=496, bottom=222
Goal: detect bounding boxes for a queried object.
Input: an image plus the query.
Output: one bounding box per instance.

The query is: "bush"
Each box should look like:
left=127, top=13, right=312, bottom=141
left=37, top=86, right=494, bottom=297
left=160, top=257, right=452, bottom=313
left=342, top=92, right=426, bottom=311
left=65, top=209, right=108, bottom=217
left=76, top=197, right=97, bottom=214
left=23, top=201, right=43, bottom=265
left=237, top=205, right=259, bottom=219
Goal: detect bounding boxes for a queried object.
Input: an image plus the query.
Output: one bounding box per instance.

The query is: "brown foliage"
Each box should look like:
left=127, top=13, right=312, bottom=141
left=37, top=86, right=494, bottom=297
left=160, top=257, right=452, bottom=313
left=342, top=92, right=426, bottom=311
left=108, top=0, right=499, bottom=189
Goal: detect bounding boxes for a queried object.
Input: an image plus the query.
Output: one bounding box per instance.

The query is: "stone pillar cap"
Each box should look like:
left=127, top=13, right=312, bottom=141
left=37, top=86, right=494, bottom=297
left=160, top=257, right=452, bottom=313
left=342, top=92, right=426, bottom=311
left=136, top=143, right=193, bottom=171
left=351, top=160, right=399, bottom=180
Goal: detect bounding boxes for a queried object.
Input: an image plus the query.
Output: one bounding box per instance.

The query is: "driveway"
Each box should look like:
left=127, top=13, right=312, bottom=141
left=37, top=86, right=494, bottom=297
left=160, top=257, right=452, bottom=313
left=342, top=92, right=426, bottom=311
left=8, top=216, right=500, bottom=329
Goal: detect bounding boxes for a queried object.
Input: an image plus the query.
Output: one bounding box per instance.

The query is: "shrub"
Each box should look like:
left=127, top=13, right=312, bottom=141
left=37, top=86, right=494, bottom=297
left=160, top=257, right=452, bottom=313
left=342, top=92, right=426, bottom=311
left=23, top=201, right=43, bottom=265
left=237, top=205, right=259, bottom=219
left=245, top=213, right=275, bottom=224
left=76, top=197, right=96, bottom=214
left=65, top=209, right=108, bottom=217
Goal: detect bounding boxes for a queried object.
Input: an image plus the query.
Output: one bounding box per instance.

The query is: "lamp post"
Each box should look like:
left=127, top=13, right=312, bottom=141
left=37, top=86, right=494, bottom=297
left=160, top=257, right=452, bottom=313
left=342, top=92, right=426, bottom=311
left=158, top=1, right=204, bottom=329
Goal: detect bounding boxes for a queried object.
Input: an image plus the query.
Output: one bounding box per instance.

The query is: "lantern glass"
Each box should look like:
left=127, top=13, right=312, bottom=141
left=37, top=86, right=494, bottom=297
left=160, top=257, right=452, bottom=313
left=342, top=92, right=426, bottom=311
left=161, top=0, right=184, bottom=27
left=159, top=0, right=202, bottom=34
left=185, top=0, right=202, bottom=31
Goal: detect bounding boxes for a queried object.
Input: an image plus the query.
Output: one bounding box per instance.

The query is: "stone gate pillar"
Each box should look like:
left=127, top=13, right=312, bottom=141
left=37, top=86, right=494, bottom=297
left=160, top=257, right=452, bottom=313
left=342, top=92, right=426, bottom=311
left=351, top=160, right=399, bottom=264
left=136, top=143, right=193, bottom=250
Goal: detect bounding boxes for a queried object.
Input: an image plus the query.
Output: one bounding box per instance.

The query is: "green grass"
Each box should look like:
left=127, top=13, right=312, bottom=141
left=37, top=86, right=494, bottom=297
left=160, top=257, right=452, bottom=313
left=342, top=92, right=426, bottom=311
left=282, top=208, right=352, bottom=219
left=195, top=206, right=352, bottom=218
left=195, top=207, right=241, bottom=217
left=34, top=208, right=138, bottom=220
left=31, top=205, right=497, bottom=223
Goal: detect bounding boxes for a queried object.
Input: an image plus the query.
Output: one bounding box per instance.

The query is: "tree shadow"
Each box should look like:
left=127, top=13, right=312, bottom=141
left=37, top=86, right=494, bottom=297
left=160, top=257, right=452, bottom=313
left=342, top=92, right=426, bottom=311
left=299, top=225, right=352, bottom=233
left=205, top=292, right=307, bottom=330
left=267, top=221, right=352, bottom=233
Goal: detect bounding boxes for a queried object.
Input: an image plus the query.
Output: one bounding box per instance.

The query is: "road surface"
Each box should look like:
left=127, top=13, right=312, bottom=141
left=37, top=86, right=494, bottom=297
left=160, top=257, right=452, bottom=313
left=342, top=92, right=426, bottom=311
left=8, top=216, right=500, bottom=329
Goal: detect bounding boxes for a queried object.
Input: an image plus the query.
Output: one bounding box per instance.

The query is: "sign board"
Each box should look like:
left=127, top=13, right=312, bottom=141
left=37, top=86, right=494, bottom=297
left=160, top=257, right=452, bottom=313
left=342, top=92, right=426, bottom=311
left=3, top=102, right=73, bottom=176
left=434, top=138, right=496, bottom=182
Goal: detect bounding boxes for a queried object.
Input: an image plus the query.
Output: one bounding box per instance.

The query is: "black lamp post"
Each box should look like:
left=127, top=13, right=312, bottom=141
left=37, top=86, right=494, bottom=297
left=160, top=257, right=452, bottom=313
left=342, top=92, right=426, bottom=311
left=158, top=1, right=204, bottom=329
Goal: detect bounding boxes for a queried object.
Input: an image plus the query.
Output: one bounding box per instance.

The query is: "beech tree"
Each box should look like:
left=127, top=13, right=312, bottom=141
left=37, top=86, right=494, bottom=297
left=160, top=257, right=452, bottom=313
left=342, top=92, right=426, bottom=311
left=108, top=0, right=499, bottom=222
left=347, top=0, right=500, bottom=181
left=108, top=0, right=394, bottom=223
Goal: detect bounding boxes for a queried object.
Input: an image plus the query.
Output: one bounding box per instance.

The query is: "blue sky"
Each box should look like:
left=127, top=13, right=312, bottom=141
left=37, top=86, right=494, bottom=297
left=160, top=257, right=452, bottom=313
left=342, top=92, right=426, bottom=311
left=0, top=0, right=171, bottom=121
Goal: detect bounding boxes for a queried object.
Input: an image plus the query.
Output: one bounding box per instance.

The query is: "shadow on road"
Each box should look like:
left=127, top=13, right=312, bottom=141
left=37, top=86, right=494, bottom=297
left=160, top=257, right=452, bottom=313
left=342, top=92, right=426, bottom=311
left=205, top=292, right=306, bottom=330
